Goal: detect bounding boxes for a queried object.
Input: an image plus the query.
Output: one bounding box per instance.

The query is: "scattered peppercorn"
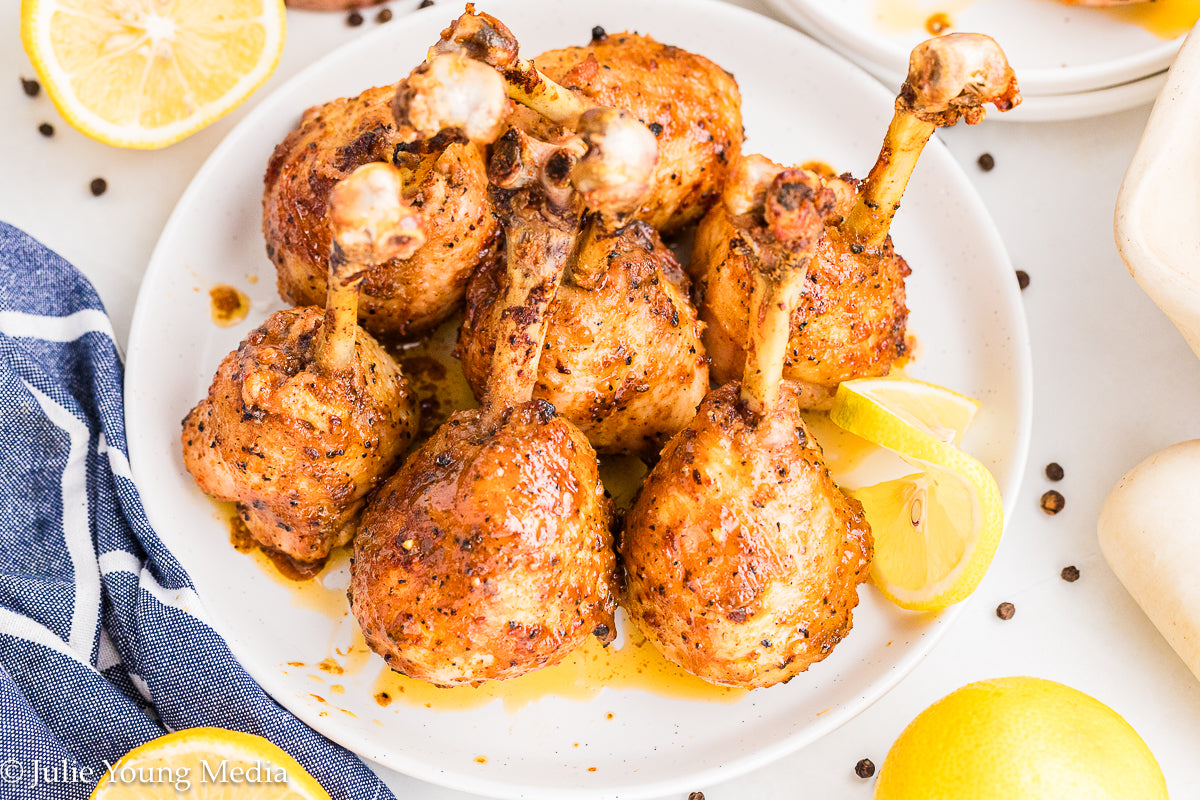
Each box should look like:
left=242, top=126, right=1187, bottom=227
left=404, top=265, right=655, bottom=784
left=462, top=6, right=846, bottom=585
left=1045, top=462, right=1064, bottom=481
left=38, top=122, right=54, bottom=137
left=21, top=77, right=40, bottom=97
left=1041, top=490, right=1065, bottom=515
left=347, top=10, right=363, bottom=25
left=418, top=0, right=434, bottom=7
left=1016, top=270, right=1030, bottom=290
left=688, top=793, right=705, bottom=800
left=996, top=601, right=1015, bottom=620
left=855, top=758, right=876, bottom=779
left=375, top=7, right=392, bottom=22
left=1061, top=565, right=1080, bottom=583
left=977, top=152, right=995, bottom=172
left=648, top=121, right=664, bottom=137
left=592, top=25, right=607, bottom=41
left=89, top=178, right=107, bottom=197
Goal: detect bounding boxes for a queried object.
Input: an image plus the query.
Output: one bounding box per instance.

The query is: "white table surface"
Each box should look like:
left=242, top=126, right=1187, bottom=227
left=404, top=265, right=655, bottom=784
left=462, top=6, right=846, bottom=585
left=5, top=1, right=1200, bottom=797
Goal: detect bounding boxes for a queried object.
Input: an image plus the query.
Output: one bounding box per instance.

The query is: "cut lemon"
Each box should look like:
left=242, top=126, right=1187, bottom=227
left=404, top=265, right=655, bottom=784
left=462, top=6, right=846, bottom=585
left=21, top=0, right=286, bottom=149
left=829, top=377, right=1003, bottom=611
left=90, top=727, right=330, bottom=800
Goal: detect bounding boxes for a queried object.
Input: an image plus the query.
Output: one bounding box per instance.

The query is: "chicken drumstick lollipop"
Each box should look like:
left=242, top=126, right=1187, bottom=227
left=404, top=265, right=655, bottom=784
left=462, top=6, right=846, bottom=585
left=264, top=53, right=508, bottom=340
left=347, top=112, right=662, bottom=686
left=621, top=171, right=873, bottom=689
left=459, top=112, right=709, bottom=457
left=695, top=33, right=1021, bottom=408
left=432, top=5, right=743, bottom=232
left=183, top=162, right=420, bottom=569
left=444, top=13, right=710, bottom=457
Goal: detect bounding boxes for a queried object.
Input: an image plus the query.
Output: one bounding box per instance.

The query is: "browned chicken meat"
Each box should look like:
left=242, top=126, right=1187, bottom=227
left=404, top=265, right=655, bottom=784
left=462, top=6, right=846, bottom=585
left=349, top=111, right=655, bottom=686
left=263, top=54, right=508, bottom=340
left=432, top=6, right=743, bottom=233
left=436, top=19, right=710, bottom=457
left=621, top=172, right=872, bottom=688
left=458, top=123, right=708, bottom=457
left=694, top=33, right=1021, bottom=408
left=183, top=163, right=420, bottom=567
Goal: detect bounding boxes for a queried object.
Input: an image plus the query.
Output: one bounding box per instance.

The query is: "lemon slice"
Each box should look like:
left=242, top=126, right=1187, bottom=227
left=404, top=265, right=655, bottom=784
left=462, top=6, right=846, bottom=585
left=90, top=727, right=330, bottom=800
left=829, top=377, right=1003, bottom=611
left=21, top=0, right=285, bottom=149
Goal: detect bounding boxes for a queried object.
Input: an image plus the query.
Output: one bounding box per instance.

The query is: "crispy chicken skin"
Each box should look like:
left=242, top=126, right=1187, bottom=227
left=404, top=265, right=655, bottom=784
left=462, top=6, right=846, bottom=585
left=693, top=163, right=910, bottom=409
left=263, top=84, right=500, bottom=340
left=458, top=219, right=708, bottom=458
left=519, top=31, right=743, bottom=233
left=623, top=171, right=872, bottom=688
left=349, top=400, right=617, bottom=686
left=182, top=307, right=417, bottom=563
left=620, top=381, right=872, bottom=688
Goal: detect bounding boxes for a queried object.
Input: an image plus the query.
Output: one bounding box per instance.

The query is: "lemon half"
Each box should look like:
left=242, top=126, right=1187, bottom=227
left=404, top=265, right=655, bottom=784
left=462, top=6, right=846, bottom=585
left=829, top=377, right=1003, bottom=611
left=21, top=0, right=286, bottom=149
left=90, top=727, right=330, bottom=800
left=875, top=677, right=1169, bottom=800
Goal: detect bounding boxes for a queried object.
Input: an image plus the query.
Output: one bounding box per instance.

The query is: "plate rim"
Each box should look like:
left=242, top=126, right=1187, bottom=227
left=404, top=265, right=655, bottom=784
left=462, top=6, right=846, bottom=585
left=124, top=1, right=1033, bottom=797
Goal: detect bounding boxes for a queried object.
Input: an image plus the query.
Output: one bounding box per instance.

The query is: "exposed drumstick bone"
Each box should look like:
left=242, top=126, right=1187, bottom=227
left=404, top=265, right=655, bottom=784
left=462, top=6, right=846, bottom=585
left=479, top=190, right=584, bottom=430
left=741, top=171, right=836, bottom=418
left=845, top=33, right=1020, bottom=249
left=391, top=52, right=510, bottom=192
left=431, top=5, right=589, bottom=127
left=319, top=163, right=423, bottom=373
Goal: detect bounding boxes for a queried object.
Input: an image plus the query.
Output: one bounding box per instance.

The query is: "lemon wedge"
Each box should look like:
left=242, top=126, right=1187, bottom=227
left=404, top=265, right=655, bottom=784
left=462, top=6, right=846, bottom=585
left=20, top=0, right=285, bottom=149
left=828, top=377, right=1003, bottom=611
left=90, top=727, right=330, bottom=800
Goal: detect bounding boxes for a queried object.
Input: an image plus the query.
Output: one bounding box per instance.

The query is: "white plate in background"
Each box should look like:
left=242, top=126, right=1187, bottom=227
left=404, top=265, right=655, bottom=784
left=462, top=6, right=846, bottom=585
left=765, top=0, right=1194, bottom=100
left=125, top=1, right=1032, bottom=797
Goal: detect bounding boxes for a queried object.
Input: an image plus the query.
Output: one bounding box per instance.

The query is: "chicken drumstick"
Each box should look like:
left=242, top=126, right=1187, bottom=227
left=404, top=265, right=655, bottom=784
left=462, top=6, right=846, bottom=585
left=621, top=172, right=873, bottom=688
left=264, top=53, right=507, bottom=340
left=695, top=33, right=1020, bottom=408
left=346, top=114, right=665, bottom=686
left=183, top=163, right=419, bottom=569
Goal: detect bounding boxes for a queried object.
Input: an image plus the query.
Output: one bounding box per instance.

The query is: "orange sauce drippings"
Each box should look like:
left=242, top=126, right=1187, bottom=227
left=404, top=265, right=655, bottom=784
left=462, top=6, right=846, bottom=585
left=369, top=626, right=746, bottom=713
left=223, top=507, right=348, bottom=619
left=1103, top=0, right=1200, bottom=39
left=925, top=11, right=953, bottom=34
left=874, top=0, right=974, bottom=32
left=209, top=284, right=249, bottom=327
left=388, top=312, right=478, bottom=442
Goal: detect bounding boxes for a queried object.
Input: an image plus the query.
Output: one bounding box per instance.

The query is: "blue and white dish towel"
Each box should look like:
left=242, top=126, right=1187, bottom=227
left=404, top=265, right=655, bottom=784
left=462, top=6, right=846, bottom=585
left=0, top=221, right=394, bottom=800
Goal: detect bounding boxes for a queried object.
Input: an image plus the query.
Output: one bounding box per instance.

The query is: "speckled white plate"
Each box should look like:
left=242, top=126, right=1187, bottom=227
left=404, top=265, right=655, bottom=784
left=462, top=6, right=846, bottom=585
left=765, top=0, right=1196, bottom=109
left=124, top=1, right=1031, bottom=797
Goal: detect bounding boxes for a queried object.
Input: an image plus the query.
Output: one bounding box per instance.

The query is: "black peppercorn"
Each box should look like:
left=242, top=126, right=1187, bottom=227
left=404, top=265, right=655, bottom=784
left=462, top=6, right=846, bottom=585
left=855, top=758, right=876, bottom=779
left=89, top=178, right=107, bottom=197
left=977, top=152, right=995, bottom=171
left=996, top=601, right=1015, bottom=620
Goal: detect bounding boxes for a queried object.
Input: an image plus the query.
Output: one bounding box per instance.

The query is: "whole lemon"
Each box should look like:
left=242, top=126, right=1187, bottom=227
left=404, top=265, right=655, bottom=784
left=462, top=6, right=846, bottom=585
left=875, top=677, right=1168, bottom=799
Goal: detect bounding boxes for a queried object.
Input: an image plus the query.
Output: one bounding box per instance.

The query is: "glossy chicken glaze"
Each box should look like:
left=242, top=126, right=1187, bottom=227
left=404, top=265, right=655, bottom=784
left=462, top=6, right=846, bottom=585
left=521, top=32, right=743, bottom=233
left=458, top=220, right=708, bottom=457
left=621, top=382, right=872, bottom=688
left=182, top=307, right=417, bottom=564
left=263, top=84, right=500, bottom=340
left=350, top=400, right=617, bottom=687
left=694, top=170, right=910, bottom=409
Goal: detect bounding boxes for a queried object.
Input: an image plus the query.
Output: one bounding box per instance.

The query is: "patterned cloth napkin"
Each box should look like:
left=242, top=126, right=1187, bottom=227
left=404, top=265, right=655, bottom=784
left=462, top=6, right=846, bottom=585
left=0, top=221, right=394, bottom=800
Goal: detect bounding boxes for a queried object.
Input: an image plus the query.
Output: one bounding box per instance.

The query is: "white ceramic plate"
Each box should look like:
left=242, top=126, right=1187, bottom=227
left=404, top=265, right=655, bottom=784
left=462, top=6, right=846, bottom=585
left=764, top=0, right=1193, bottom=99
left=125, top=1, right=1032, bottom=797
